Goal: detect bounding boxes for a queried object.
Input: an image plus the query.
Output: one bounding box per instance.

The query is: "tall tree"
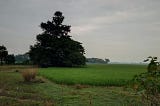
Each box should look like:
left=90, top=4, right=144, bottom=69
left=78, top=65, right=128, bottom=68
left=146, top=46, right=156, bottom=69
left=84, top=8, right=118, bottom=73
left=29, top=11, right=86, bottom=67
left=0, top=45, right=8, bottom=65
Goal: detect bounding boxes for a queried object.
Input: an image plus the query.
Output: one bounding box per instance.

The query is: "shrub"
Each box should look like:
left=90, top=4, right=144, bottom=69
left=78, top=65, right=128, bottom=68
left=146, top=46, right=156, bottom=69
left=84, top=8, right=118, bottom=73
left=22, top=68, right=37, bottom=82
left=132, top=56, right=160, bottom=105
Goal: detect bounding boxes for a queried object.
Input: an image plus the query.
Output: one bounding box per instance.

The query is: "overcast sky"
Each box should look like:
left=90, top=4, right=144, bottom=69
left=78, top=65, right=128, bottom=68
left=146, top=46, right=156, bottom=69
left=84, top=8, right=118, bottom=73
left=0, top=0, right=160, bottom=62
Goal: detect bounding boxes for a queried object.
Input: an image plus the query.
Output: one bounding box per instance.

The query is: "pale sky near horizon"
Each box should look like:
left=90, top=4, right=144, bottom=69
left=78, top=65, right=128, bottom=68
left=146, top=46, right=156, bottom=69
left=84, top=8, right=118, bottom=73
left=0, top=0, right=160, bottom=62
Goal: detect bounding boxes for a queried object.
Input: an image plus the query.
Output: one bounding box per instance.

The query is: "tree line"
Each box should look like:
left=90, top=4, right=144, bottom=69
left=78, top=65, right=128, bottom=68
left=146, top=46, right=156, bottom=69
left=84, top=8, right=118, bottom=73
left=0, top=46, right=32, bottom=65
left=0, top=45, right=15, bottom=65
left=86, top=58, right=110, bottom=64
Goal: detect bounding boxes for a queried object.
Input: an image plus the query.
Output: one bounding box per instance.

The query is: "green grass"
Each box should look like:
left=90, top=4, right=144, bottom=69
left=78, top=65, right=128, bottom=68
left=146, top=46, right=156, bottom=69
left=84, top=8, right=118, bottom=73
left=39, top=64, right=147, bottom=86
left=0, top=68, right=145, bottom=106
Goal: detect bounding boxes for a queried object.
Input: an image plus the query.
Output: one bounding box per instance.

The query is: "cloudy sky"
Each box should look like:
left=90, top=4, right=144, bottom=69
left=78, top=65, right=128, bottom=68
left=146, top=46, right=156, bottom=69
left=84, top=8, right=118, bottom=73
left=0, top=0, right=160, bottom=62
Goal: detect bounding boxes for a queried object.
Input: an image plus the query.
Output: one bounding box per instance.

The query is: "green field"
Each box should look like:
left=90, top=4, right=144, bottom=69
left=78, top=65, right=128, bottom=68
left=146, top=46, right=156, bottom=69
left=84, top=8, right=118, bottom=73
left=39, top=64, right=147, bottom=86
left=0, top=64, right=148, bottom=105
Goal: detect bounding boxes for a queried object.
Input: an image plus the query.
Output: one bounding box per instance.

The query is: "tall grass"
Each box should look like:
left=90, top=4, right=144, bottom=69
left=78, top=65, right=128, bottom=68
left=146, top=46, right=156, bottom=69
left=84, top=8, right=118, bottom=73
left=39, top=64, right=147, bottom=86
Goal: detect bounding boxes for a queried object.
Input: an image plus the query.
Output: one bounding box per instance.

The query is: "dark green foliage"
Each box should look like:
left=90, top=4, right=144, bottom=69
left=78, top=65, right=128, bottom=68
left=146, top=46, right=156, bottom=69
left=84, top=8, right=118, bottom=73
left=29, top=11, right=85, bottom=67
left=0, top=45, right=8, bottom=65
left=6, top=54, right=15, bottom=64
left=133, top=56, right=160, bottom=105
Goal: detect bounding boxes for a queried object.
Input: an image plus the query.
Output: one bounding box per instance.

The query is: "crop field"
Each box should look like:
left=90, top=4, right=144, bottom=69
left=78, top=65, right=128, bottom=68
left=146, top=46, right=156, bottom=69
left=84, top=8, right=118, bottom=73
left=39, top=64, right=147, bottom=86
left=0, top=64, right=148, bottom=105
left=0, top=65, right=145, bottom=106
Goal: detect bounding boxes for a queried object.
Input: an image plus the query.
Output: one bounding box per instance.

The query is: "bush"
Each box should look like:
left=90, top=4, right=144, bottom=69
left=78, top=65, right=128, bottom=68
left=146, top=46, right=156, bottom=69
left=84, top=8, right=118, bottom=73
left=22, top=68, right=37, bottom=82
left=132, top=56, right=160, bottom=105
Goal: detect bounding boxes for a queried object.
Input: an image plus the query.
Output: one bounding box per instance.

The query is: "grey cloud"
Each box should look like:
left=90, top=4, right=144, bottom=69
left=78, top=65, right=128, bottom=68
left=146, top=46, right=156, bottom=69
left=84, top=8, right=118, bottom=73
left=0, top=0, right=160, bottom=62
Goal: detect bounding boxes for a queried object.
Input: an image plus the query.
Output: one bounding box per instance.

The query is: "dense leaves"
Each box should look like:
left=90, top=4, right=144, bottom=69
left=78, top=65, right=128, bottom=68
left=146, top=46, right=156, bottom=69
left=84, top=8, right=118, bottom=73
left=29, top=11, right=85, bottom=67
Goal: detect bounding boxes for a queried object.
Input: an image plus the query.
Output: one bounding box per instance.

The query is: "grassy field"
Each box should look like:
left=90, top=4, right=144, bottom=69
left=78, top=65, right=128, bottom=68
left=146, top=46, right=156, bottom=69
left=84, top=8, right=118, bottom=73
left=39, top=64, right=147, bottom=86
left=0, top=65, right=145, bottom=106
left=0, top=64, right=148, bottom=105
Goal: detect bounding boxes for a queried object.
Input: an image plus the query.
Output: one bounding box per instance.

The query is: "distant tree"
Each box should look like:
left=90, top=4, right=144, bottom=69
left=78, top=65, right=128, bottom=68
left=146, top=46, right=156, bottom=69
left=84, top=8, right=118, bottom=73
left=15, top=54, right=30, bottom=64
left=86, top=58, right=109, bottom=64
left=6, top=54, right=15, bottom=64
left=0, top=45, right=8, bottom=65
left=29, top=11, right=86, bottom=67
left=105, top=58, right=110, bottom=63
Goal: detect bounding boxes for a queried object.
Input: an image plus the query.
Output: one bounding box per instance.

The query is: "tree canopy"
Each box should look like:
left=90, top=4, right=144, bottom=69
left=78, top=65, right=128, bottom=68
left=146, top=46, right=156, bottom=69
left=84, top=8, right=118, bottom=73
left=0, top=45, right=8, bottom=65
left=29, top=11, right=86, bottom=67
